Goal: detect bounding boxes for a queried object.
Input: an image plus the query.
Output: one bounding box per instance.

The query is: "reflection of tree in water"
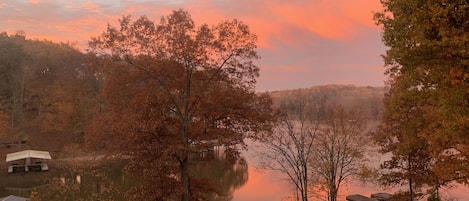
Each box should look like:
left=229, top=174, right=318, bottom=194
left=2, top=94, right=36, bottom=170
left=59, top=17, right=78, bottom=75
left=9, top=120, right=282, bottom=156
left=0, top=172, right=48, bottom=198
left=190, top=151, right=248, bottom=201
left=0, top=154, right=247, bottom=201
left=31, top=161, right=129, bottom=201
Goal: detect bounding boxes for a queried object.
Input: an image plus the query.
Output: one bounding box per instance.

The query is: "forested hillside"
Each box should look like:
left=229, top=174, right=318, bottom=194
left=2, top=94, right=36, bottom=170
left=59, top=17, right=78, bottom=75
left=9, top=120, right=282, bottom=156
left=270, top=85, right=386, bottom=121
left=0, top=32, right=101, bottom=156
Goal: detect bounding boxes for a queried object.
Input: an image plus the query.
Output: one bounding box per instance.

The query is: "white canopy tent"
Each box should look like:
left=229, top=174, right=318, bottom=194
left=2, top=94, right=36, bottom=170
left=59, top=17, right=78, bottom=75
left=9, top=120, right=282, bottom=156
left=0, top=195, right=29, bottom=201
left=5, top=150, right=51, bottom=173
left=6, top=150, right=51, bottom=162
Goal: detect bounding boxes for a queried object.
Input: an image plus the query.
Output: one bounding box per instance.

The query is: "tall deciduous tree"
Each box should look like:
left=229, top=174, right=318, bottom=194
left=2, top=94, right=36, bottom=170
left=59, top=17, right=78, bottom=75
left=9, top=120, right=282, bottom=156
left=314, top=105, right=367, bottom=201
left=258, top=90, right=369, bottom=201
left=88, top=10, right=273, bottom=201
left=374, top=0, right=469, bottom=198
left=373, top=82, right=438, bottom=200
left=258, top=90, right=323, bottom=201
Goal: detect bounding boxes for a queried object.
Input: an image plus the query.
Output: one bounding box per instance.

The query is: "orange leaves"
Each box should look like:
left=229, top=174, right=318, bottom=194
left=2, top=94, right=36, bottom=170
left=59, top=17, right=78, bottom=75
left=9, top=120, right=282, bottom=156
left=88, top=9, right=275, bottom=200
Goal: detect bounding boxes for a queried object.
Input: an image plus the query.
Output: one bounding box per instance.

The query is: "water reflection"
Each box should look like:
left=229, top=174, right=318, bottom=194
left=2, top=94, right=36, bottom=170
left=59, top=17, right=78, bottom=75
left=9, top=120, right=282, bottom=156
left=0, top=171, right=47, bottom=198
left=190, top=152, right=248, bottom=201
left=0, top=152, right=248, bottom=201
left=0, top=160, right=130, bottom=200
left=2, top=153, right=467, bottom=201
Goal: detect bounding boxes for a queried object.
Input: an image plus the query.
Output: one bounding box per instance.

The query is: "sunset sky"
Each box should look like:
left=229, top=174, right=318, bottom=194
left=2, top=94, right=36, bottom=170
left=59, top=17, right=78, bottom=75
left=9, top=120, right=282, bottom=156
left=0, top=0, right=387, bottom=91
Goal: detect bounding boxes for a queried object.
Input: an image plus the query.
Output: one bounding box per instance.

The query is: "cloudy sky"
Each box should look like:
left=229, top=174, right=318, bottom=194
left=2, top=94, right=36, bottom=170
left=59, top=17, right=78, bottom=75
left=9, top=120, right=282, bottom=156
left=0, top=0, right=387, bottom=91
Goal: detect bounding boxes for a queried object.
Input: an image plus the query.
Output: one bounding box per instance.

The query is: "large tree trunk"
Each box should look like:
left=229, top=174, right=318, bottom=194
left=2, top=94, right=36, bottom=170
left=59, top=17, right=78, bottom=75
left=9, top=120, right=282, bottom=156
left=409, top=177, right=414, bottom=201
left=180, top=156, right=190, bottom=201
left=302, top=164, right=308, bottom=201
left=329, top=185, right=338, bottom=201
left=408, top=159, right=414, bottom=201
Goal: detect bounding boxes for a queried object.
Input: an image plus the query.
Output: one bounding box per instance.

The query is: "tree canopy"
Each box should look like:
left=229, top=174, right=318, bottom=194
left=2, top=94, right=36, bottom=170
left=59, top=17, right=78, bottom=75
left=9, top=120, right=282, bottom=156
left=88, top=9, right=274, bottom=201
left=375, top=0, right=469, bottom=198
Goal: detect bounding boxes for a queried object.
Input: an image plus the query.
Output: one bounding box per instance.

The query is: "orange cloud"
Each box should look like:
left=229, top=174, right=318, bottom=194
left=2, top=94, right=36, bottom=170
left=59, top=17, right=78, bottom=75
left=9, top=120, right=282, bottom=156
left=268, top=0, right=383, bottom=40
left=269, top=2, right=350, bottom=39
left=54, top=17, right=107, bottom=46
left=278, top=65, right=310, bottom=73
left=168, top=0, right=382, bottom=51
left=2, top=0, right=383, bottom=49
left=28, top=0, right=40, bottom=5
left=342, top=0, right=384, bottom=29
left=82, top=2, right=100, bottom=12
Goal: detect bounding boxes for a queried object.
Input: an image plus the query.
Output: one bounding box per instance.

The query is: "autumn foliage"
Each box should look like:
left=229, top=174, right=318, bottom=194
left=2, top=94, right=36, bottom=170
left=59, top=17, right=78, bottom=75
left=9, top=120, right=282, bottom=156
left=87, top=10, right=274, bottom=201
left=0, top=32, right=99, bottom=153
left=374, top=0, right=469, bottom=199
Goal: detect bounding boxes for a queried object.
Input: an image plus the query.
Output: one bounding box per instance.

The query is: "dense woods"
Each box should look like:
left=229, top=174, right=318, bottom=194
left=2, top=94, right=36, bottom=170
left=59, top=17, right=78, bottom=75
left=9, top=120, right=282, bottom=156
left=0, top=32, right=100, bottom=154
left=270, top=85, right=385, bottom=121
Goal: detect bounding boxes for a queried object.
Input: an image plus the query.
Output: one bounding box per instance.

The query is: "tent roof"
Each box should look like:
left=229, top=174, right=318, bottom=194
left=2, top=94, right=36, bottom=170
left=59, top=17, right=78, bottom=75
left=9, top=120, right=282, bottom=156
left=6, top=150, right=51, bottom=162
left=0, top=195, right=29, bottom=201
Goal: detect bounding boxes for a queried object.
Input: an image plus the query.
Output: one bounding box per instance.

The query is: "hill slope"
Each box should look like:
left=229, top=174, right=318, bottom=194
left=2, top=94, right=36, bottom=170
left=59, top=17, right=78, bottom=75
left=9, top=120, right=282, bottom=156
left=269, top=85, right=386, bottom=120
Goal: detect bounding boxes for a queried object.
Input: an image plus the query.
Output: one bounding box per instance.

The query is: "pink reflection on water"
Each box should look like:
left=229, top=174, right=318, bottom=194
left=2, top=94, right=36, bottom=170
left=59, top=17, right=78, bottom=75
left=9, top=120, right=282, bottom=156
left=234, top=140, right=469, bottom=200
left=234, top=155, right=468, bottom=200
left=233, top=166, right=290, bottom=201
left=440, top=184, right=469, bottom=201
left=234, top=169, right=469, bottom=201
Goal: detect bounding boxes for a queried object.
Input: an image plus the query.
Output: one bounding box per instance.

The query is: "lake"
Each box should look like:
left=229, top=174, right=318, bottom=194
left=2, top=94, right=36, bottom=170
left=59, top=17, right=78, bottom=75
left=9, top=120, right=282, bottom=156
left=236, top=141, right=469, bottom=201
left=1, top=146, right=468, bottom=200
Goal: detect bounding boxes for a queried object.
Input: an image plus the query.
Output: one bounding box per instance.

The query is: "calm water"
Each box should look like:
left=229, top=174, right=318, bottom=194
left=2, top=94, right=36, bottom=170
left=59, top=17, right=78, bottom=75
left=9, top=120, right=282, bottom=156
left=238, top=141, right=469, bottom=201
left=0, top=153, right=248, bottom=201
left=0, top=160, right=132, bottom=200
left=1, top=148, right=468, bottom=201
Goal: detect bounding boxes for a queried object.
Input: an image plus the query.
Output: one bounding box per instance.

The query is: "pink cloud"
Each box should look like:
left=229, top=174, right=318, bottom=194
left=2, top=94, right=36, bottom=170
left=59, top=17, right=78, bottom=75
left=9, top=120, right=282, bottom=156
left=12, top=1, right=381, bottom=50
left=1, top=0, right=383, bottom=49
left=82, top=2, right=100, bottom=12
left=268, top=0, right=383, bottom=40
left=269, top=2, right=351, bottom=39
left=28, top=0, right=40, bottom=5
left=53, top=17, right=108, bottom=49
left=342, top=0, right=384, bottom=29
left=278, top=65, right=310, bottom=73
